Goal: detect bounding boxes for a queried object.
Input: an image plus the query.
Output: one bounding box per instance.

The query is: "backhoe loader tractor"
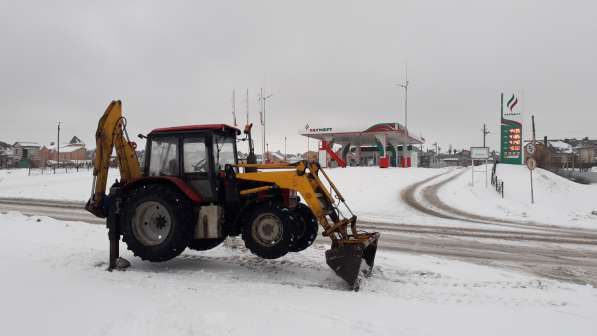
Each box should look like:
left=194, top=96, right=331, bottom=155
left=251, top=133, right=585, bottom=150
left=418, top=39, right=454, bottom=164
left=86, top=100, right=380, bottom=289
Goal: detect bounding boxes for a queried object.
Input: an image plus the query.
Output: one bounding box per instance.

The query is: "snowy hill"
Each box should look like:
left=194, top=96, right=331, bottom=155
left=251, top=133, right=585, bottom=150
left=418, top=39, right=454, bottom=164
left=439, top=164, right=597, bottom=229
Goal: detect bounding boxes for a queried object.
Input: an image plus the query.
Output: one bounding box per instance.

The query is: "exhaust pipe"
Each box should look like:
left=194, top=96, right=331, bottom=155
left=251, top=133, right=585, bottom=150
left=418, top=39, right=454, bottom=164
left=325, top=232, right=380, bottom=290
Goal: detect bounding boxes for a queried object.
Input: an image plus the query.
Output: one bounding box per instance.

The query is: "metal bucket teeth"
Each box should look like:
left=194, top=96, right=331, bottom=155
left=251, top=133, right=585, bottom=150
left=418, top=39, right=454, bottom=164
left=325, top=233, right=380, bottom=290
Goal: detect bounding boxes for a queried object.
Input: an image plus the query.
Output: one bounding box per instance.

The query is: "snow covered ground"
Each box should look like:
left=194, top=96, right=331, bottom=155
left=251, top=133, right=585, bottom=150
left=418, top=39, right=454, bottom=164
left=1, top=211, right=596, bottom=336
left=0, top=168, right=119, bottom=202
left=325, top=166, right=451, bottom=224
left=0, top=167, right=454, bottom=225
left=2, top=165, right=597, bottom=229
left=2, top=167, right=597, bottom=334
left=439, top=164, right=597, bottom=229
left=2, top=165, right=596, bottom=230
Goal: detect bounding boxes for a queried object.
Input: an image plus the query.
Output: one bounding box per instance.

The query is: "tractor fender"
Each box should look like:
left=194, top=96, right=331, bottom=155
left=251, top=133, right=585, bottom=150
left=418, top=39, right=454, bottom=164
left=122, top=176, right=203, bottom=203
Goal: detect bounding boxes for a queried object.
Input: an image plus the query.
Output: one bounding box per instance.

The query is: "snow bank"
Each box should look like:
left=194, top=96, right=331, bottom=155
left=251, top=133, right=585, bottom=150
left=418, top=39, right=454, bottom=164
left=439, top=164, right=597, bottom=229
left=1, top=212, right=596, bottom=336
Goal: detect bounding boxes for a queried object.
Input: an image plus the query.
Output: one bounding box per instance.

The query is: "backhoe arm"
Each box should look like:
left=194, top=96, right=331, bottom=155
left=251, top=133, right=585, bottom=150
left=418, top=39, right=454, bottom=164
left=86, top=100, right=141, bottom=218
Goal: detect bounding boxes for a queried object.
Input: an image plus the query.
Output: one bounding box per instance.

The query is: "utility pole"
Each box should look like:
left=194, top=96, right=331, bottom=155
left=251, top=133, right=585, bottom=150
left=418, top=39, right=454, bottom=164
left=284, top=136, right=287, bottom=161
left=231, top=90, right=237, bottom=127
left=304, top=124, right=310, bottom=161
left=397, top=66, right=409, bottom=167
left=245, top=88, right=249, bottom=126
left=259, top=88, right=273, bottom=163
left=56, top=121, right=61, bottom=173
left=482, top=123, right=490, bottom=147
left=530, top=115, right=536, bottom=204
left=259, top=89, right=264, bottom=162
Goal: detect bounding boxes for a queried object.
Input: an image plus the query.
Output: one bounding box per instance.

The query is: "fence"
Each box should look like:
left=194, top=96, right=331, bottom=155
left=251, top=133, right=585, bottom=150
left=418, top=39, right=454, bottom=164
left=490, top=161, right=504, bottom=198
left=28, top=162, right=92, bottom=176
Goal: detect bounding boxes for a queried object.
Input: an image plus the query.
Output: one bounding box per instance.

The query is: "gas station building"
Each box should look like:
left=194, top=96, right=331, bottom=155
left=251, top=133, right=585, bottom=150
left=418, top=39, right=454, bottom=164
left=301, top=123, right=424, bottom=168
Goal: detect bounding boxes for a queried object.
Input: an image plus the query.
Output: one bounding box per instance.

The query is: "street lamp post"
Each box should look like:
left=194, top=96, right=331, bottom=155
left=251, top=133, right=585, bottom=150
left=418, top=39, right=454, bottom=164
left=56, top=121, right=61, bottom=173
left=259, top=88, right=273, bottom=163
left=397, top=76, right=409, bottom=167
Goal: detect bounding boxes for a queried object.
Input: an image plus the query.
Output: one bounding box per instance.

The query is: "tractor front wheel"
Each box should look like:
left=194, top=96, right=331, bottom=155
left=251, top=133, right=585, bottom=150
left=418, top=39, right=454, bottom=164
left=289, top=203, right=319, bottom=252
left=242, top=205, right=295, bottom=259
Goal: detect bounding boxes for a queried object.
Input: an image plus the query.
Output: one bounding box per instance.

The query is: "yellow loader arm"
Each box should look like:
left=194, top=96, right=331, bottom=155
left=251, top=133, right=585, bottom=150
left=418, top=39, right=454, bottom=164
left=86, top=100, right=141, bottom=218
left=236, top=161, right=380, bottom=289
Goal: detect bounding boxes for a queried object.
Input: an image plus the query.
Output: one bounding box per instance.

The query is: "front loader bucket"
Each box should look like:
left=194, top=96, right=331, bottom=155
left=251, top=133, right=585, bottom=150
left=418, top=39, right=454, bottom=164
left=325, top=233, right=380, bottom=290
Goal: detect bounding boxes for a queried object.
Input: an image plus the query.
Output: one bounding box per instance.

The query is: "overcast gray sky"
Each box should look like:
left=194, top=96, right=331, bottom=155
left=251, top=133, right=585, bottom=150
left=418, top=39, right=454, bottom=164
left=0, top=0, right=595, bottom=153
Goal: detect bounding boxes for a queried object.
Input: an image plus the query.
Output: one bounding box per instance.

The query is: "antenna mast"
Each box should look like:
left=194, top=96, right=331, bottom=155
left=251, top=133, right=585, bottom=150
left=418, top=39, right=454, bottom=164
left=231, top=89, right=237, bottom=127
left=245, top=88, right=249, bottom=126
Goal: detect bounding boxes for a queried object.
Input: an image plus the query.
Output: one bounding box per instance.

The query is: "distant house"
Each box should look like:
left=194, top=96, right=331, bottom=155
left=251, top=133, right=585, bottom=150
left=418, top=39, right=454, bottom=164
left=69, top=136, right=84, bottom=146
left=577, top=145, right=596, bottom=163
left=13, top=142, right=42, bottom=167
left=439, top=150, right=472, bottom=167
left=419, top=151, right=442, bottom=168
left=440, top=157, right=461, bottom=167
left=0, top=142, right=18, bottom=168
left=286, top=153, right=302, bottom=164
left=524, top=139, right=578, bottom=171
left=0, top=141, right=10, bottom=152
left=575, top=140, right=597, bottom=170
left=265, top=151, right=286, bottom=163
left=547, top=140, right=575, bottom=169
left=301, top=151, right=318, bottom=161
left=39, top=135, right=87, bottom=165
left=547, top=140, right=573, bottom=154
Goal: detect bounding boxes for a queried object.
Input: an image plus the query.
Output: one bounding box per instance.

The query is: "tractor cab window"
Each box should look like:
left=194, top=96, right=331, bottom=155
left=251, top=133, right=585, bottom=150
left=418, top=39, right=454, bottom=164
left=183, top=138, right=208, bottom=174
left=148, top=137, right=179, bottom=176
left=214, top=135, right=236, bottom=171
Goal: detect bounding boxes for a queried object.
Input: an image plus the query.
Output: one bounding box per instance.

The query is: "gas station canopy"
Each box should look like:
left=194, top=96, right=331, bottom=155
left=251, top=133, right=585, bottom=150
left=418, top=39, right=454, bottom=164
left=300, top=122, right=424, bottom=146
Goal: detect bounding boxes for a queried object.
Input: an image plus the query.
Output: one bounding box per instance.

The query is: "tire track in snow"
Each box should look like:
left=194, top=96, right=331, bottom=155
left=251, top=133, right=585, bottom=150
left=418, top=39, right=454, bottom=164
left=402, top=169, right=597, bottom=238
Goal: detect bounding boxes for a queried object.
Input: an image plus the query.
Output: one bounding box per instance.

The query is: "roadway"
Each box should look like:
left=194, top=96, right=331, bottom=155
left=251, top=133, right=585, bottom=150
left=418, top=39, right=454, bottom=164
left=2, top=177, right=597, bottom=287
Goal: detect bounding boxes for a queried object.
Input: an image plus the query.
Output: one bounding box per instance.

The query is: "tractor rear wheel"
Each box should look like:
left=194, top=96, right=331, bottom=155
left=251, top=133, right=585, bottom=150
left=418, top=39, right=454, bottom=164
left=121, top=184, right=193, bottom=262
left=289, top=204, right=319, bottom=252
left=242, top=205, right=295, bottom=259
left=188, top=238, right=226, bottom=251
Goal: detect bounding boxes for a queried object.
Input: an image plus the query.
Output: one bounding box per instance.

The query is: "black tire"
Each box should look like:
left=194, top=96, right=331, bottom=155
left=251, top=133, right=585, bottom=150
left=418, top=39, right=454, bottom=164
left=242, top=205, right=295, bottom=259
left=188, top=238, right=226, bottom=251
left=121, top=184, right=194, bottom=262
left=289, top=203, right=319, bottom=252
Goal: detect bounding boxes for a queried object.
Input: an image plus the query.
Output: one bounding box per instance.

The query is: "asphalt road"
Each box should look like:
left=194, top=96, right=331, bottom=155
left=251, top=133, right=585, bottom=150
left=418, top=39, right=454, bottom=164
left=1, top=176, right=597, bottom=286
